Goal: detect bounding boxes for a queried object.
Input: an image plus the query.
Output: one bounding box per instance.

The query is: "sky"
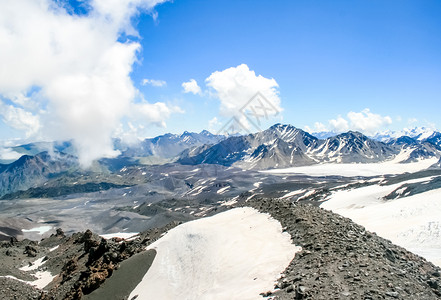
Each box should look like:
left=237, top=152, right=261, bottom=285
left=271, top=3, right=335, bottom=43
left=0, top=0, right=440, bottom=165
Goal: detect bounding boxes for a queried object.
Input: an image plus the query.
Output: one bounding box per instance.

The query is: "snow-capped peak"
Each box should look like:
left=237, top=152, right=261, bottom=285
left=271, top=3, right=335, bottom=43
left=372, top=127, right=437, bottom=142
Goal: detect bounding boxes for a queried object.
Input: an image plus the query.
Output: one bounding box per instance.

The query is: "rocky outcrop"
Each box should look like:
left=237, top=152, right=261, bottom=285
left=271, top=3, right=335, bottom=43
left=41, top=222, right=181, bottom=300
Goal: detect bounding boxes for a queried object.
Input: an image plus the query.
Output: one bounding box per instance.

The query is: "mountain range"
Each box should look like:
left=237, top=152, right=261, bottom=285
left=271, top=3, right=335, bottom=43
left=178, top=124, right=441, bottom=169
left=1, top=123, right=441, bottom=197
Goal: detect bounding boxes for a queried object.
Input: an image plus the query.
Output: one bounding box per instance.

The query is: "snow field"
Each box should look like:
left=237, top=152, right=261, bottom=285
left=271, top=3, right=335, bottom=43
left=129, top=207, right=301, bottom=300
left=321, top=178, right=441, bottom=266
left=262, top=157, right=438, bottom=177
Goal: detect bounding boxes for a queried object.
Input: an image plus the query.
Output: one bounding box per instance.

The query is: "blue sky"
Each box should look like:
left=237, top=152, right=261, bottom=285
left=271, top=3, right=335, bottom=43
left=131, top=0, right=441, bottom=136
left=0, top=0, right=440, bottom=153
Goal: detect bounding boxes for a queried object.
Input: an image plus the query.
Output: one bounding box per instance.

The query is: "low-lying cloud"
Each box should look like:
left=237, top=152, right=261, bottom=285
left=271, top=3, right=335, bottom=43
left=0, top=0, right=176, bottom=167
left=306, top=108, right=393, bottom=136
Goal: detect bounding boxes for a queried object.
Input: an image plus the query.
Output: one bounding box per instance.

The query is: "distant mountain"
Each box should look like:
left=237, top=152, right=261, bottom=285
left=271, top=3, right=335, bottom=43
left=386, top=136, right=441, bottom=163
left=311, top=131, right=396, bottom=163
left=178, top=124, right=320, bottom=169
left=11, top=140, right=75, bottom=156
left=120, top=130, right=224, bottom=159
left=178, top=124, right=441, bottom=170
left=373, top=127, right=437, bottom=142
left=425, top=132, right=441, bottom=148
left=310, top=131, right=339, bottom=139
left=0, top=152, right=77, bottom=197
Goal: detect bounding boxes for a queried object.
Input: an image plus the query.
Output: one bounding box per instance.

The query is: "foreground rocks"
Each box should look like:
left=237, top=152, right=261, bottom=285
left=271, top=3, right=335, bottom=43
left=0, top=222, right=180, bottom=300
left=1, top=197, right=440, bottom=299
left=248, top=198, right=441, bottom=299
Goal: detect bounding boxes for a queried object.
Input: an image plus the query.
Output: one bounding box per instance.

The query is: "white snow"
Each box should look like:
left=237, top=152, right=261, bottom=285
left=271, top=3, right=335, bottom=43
left=321, top=180, right=441, bottom=267
left=30, top=271, right=56, bottom=289
left=2, top=271, right=55, bottom=289
left=280, top=189, right=305, bottom=199
left=128, top=208, right=300, bottom=300
left=220, top=196, right=239, bottom=207
left=216, top=186, right=230, bottom=194
left=49, top=245, right=59, bottom=252
left=262, top=157, right=437, bottom=177
left=22, top=226, right=52, bottom=235
left=20, top=256, right=47, bottom=271
left=100, top=232, right=139, bottom=240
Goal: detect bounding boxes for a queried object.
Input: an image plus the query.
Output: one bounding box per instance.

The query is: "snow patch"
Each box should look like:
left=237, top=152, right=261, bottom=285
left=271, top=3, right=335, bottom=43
left=129, top=208, right=300, bottom=300
left=262, top=158, right=437, bottom=177
left=216, top=186, right=230, bottom=194
left=22, top=226, right=52, bottom=235
left=20, top=256, right=47, bottom=271
left=280, top=189, right=305, bottom=199
left=2, top=271, right=55, bottom=289
left=49, top=245, right=59, bottom=252
left=100, top=232, right=139, bottom=240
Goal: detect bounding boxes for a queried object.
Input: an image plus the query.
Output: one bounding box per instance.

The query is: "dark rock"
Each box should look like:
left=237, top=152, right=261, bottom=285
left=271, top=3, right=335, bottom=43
left=385, top=249, right=396, bottom=262
left=55, top=228, right=65, bottom=237
left=24, top=245, right=37, bottom=257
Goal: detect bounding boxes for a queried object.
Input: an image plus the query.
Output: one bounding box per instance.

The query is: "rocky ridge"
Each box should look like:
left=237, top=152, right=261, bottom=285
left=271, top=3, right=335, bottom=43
left=247, top=198, right=441, bottom=299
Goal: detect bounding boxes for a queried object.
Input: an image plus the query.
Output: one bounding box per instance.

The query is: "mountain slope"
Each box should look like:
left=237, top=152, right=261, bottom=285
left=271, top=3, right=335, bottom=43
left=312, top=131, right=396, bottom=163
left=178, top=124, right=319, bottom=168
left=0, top=152, right=77, bottom=197
left=178, top=124, right=439, bottom=170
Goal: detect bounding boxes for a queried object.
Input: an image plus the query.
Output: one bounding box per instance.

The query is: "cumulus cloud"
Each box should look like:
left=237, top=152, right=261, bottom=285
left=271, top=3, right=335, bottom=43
left=329, top=116, right=350, bottom=133
left=307, top=109, right=392, bottom=136
left=0, top=102, right=41, bottom=138
left=347, top=109, right=392, bottom=135
left=0, top=0, right=177, bottom=167
left=205, top=64, right=281, bottom=129
left=142, top=79, right=167, bottom=87
left=182, top=79, right=202, bottom=95
left=131, top=100, right=184, bottom=127
left=208, top=117, right=221, bottom=132
left=0, top=148, right=22, bottom=162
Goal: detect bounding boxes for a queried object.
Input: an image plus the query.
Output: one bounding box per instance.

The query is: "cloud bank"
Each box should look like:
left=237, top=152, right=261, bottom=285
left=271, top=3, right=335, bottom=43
left=0, top=0, right=175, bottom=167
left=306, top=109, right=393, bottom=136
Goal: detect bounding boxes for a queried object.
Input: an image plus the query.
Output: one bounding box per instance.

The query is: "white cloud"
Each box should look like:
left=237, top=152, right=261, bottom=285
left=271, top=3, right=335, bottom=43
left=0, top=102, right=41, bottom=138
left=329, top=116, right=350, bottom=133
left=313, top=122, right=328, bottom=132
left=205, top=64, right=282, bottom=129
left=307, top=109, right=392, bottom=136
left=131, top=100, right=184, bottom=127
left=182, top=79, right=202, bottom=95
left=408, top=118, right=418, bottom=124
left=208, top=117, right=221, bottom=132
left=0, top=147, right=22, bottom=162
left=142, top=79, right=167, bottom=87
left=0, top=0, right=176, bottom=167
left=347, top=108, right=392, bottom=135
